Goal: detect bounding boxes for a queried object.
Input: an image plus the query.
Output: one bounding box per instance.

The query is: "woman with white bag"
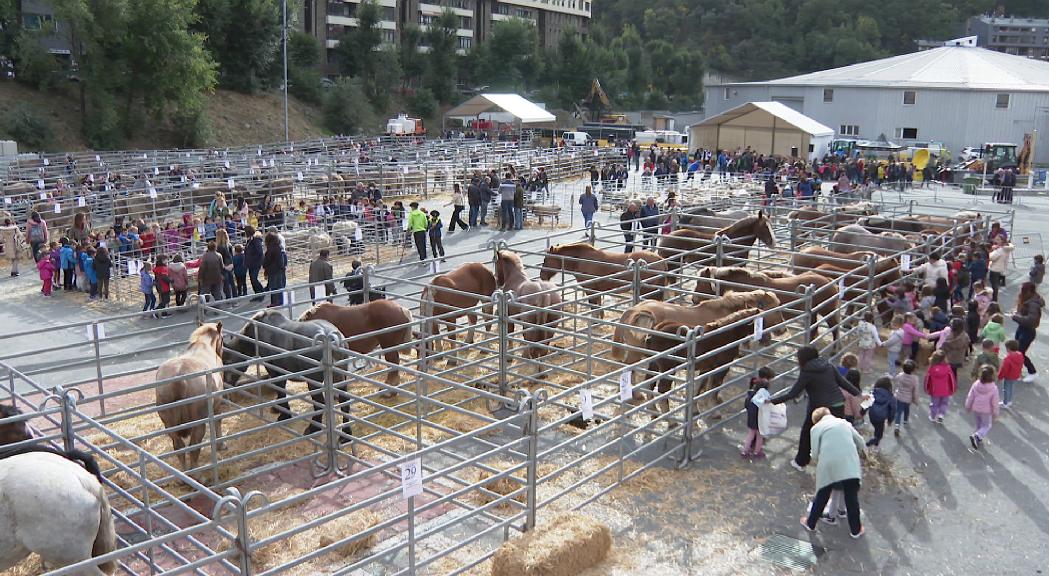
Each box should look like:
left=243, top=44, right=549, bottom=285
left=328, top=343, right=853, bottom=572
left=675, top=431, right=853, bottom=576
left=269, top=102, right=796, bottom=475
left=799, top=407, right=867, bottom=539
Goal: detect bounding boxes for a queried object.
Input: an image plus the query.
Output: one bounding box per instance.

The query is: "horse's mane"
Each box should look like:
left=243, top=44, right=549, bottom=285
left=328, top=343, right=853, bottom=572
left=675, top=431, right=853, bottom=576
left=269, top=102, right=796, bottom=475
left=550, top=242, right=597, bottom=253
left=709, top=266, right=763, bottom=281
left=717, top=289, right=777, bottom=309
left=189, top=322, right=222, bottom=346
left=703, top=307, right=761, bottom=332
left=497, top=250, right=525, bottom=269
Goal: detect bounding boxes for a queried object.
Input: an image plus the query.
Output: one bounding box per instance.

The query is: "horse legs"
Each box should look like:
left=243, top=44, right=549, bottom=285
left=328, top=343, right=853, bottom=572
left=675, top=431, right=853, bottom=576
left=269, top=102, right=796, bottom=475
left=589, top=295, right=603, bottom=319
left=305, top=383, right=324, bottom=436
left=187, top=423, right=206, bottom=471
left=36, top=533, right=103, bottom=576
left=379, top=350, right=401, bottom=398
left=466, top=313, right=478, bottom=343
left=266, top=368, right=294, bottom=421
left=169, top=432, right=188, bottom=470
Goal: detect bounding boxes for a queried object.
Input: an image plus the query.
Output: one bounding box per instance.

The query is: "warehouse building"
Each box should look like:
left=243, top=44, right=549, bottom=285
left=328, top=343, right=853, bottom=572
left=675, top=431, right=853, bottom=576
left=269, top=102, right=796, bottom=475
left=705, top=42, right=1049, bottom=164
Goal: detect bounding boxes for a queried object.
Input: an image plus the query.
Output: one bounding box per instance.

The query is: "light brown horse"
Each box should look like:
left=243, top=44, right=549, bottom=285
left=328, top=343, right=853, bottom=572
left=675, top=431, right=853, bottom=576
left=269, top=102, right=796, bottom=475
left=611, top=290, right=785, bottom=389
left=539, top=243, right=668, bottom=316
left=299, top=301, right=414, bottom=398
left=495, top=250, right=563, bottom=359
left=792, top=246, right=878, bottom=273
left=693, top=266, right=840, bottom=342
left=657, top=212, right=776, bottom=270
left=419, top=262, right=496, bottom=359
left=155, top=322, right=226, bottom=471
left=642, top=308, right=763, bottom=416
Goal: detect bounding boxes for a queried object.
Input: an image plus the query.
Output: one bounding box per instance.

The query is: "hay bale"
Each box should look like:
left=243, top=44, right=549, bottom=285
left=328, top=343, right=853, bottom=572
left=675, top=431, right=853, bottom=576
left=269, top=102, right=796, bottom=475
left=490, top=513, right=611, bottom=576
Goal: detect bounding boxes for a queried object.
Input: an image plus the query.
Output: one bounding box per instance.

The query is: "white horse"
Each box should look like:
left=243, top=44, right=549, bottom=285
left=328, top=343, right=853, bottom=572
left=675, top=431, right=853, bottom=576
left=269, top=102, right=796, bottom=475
left=0, top=451, right=118, bottom=575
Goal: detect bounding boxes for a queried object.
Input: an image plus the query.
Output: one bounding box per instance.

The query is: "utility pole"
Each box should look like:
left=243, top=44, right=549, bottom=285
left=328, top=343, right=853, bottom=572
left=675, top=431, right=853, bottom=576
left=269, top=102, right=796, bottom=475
left=283, top=0, right=290, bottom=142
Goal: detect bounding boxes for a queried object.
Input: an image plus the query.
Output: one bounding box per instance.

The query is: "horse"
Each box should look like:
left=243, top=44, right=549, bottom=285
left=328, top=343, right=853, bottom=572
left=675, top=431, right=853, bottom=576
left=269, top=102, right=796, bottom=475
left=658, top=211, right=776, bottom=270
left=539, top=243, right=668, bottom=317
left=642, top=308, right=763, bottom=417
left=299, top=301, right=414, bottom=398
left=222, top=309, right=351, bottom=438
left=792, top=246, right=879, bottom=273
left=677, top=207, right=749, bottom=230
left=495, top=250, right=563, bottom=359
left=693, top=267, right=840, bottom=343
left=155, top=322, right=226, bottom=471
left=831, top=224, right=914, bottom=256
left=1, top=406, right=118, bottom=575
left=419, top=262, right=497, bottom=361
left=610, top=290, right=785, bottom=388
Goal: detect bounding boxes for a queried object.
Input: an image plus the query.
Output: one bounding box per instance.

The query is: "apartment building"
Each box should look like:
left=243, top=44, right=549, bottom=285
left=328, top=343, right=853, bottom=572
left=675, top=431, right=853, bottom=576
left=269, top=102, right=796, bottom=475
left=476, top=0, right=591, bottom=49
left=966, top=15, right=1049, bottom=61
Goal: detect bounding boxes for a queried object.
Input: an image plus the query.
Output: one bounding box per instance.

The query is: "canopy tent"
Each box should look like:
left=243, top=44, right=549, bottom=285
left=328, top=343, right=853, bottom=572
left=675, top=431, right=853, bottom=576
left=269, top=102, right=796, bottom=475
left=689, top=101, right=834, bottom=160
left=444, top=93, right=556, bottom=128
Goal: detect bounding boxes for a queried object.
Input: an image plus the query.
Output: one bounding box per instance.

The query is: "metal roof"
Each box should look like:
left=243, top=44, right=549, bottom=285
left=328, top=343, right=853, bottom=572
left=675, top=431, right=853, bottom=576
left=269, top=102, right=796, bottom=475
left=444, top=93, right=556, bottom=124
left=694, top=101, right=835, bottom=136
left=729, top=46, right=1049, bottom=92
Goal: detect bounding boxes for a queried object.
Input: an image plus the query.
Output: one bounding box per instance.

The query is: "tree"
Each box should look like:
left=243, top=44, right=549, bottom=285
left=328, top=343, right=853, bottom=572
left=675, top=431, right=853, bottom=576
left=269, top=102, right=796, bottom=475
left=548, top=30, right=594, bottom=109
left=471, top=18, right=539, bottom=91
left=408, top=87, right=437, bottom=120
left=13, top=33, right=58, bottom=90
left=334, top=0, right=381, bottom=78
left=398, top=24, right=425, bottom=88
left=365, top=47, right=401, bottom=112
left=194, top=0, right=280, bottom=93
left=288, top=31, right=323, bottom=104
left=423, top=9, right=459, bottom=104
left=324, top=77, right=375, bottom=135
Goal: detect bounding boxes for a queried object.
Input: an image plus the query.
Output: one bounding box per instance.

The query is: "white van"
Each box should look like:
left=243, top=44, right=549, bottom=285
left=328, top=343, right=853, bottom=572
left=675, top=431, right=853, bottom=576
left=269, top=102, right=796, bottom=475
left=562, top=131, right=591, bottom=146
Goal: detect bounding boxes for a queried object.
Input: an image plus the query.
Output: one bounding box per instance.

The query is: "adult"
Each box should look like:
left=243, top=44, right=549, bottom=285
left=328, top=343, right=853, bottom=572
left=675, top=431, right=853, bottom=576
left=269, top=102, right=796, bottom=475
left=917, top=252, right=949, bottom=289
left=243, top=225, right=265, bottom=301
left=407, top=201, right=428, bottom=262
left=94, top=246, right=112, bottom=300
left=639, top=197, right=660, bottom=249
left=771, top=345, right=861, bottom=470
left=308, top=248, right=336, bottom=302
left=579, top=185, right=599, bottom=232
left=619, top=202, right=642, bottom=254
left=262, top=231, right=287, bottom=307
left=478, top=176, right=492, bottom=226
left=498, top=173, right=516, bottom=232
left=800, top=408, right=867, bottom=538
left=467, top=177, right=482, bottom=228
left=988, top=222, right=1008, bottom=244
left=1, top=217, right=21, bottom=276
left=24, top=211, right=48, bottom=262
left=447, top=182, right=468, bottom=232
left=67, top=212, right=91, bottom=246
left=988, top=238, right=1014, bottom=301
left=797, top=175, right=814, bottom=201
left=214, top=228, right=235, bottom=300
left=197, top=241, right=225, bottom=304
left=763, top=176, right=779, bottom=205
left=1012, top=281, right=1044, bottom=382
left=513, top=179, right=525, bottom=231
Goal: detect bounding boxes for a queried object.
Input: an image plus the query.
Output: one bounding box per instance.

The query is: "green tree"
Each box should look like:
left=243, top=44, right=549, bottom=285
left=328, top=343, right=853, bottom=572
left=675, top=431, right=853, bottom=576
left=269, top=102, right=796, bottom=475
left=324, top=77, right=375, bottom=135
left=288, top=31, right=323, bottom=104
left=423, top=8, right=459, bottom=104
left=13, top=33, right=58, bottom=90
left=365, top=47, right=401, bottom=112
left=408, top=87, right=437, bottom=120
left=471, top=18, right=539, bottom=91
left=194, top=0, right=280, bottom=93
left=548, top=30, right=594, bottom=109
left=398, top=24, right=426, bottom=88
left=334, top=0, right=381, bottom=78
left=0, top=103, right=54, bottom=150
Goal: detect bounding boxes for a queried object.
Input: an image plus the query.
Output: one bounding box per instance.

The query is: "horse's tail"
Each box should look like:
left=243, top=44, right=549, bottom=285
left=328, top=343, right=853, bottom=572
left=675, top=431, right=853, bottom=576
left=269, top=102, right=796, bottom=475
left=64, top=448, right=102, bottom=480
left=92, top=484, right=118, bottom=574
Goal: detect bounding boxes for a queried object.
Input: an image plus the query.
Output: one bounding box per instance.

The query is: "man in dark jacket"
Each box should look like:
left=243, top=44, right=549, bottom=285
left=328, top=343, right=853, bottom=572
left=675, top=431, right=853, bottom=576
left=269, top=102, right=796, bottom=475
left=308, top=249, right=336, bottom=302
left=197, top=241, right=225, bottom=304
left=478, top=177, right=492, bottom=226
left=771, top=345, right=861, bottom=469
left=620, top=202, right=641, bottom=253
left=639, top=197, right=660, bottom=248
left=243, top=225, right=265, bottom=302
left=467, top=177, right=482, bottom=227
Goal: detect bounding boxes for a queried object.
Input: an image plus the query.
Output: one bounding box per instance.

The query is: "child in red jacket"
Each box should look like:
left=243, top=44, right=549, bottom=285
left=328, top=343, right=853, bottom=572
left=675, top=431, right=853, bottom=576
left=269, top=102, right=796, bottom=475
left=998, top=339, right=1024, bottom=409
left=924, top=350, right=957, bottom=423
left=36, top=244, right=56, bottom=297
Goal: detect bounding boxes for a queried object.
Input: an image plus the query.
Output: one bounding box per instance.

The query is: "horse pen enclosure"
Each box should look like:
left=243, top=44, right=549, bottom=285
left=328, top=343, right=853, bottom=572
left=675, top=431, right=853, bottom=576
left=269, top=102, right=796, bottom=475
left=0, top=195, right=1004, bottom=575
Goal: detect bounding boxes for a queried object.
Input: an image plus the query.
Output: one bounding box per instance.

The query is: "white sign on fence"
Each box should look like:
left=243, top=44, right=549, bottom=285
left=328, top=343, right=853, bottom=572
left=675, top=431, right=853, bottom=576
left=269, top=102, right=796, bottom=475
left=400, top=458, right=423, bottom=499
left=95, top=154, right=101, bottom=162
left=580, top=389, right=594, bottom=420
left=227, top=178, right=235, bottom=190
left=77, top=197, right=86, bottom=208
left=53, top=203, right=61, bottom=214
left=354, top=226, right=363, bottom=241
left=402, top=219, right=409, bottom=231
left=224, top=160, right=230, bottom=169
left=87, top=323, right=106, bottom=340
left=901, top=254, right=911, bottom=271
left=43, top=158, right=49, bottom=166
left=36, top=180, right=44, bottom=190
left=753, top=315, right=764, bottom=342
left=149, top=188, right=157, bottom=199
left=296, top=171, right=304, bottom=181
left=153, top=167, right=159, bottom=176
left=3, top=197, right=10, bottom=205
left=39, top=192, right=47, bottom=201
left=618, top=371, right=633, bottom=402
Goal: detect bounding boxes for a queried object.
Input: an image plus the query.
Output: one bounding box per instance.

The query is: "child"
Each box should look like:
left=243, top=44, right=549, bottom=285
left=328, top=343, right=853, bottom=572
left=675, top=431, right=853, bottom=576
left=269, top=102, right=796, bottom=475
left=998, top=339, right=1023, bottom=408
left=965, top=365, right=1000, bottom=451
left=980, top=301, right=1002, bottom=330
left=973, top=281, right=992, bottom=317
left=83, top=247, right=97, bottom=299
left=233, top=244, right=247, bottom=297
left=48, top=241, right=60, bottom=291
left=882, top=316, right=905, bottom=376
left=901, top=313, right=930, bottom=364
left=893, top=360, right=919, bottom=435
left=842, top=364, right=864, bottom=428
left=428, top=210, right=445, bottom=261
left=1030, top=254, right=1045, bottom=285
left=965, top=301, right=980, bottom=354
left=925, top=350, right=957, bottom=423
left=926, top=306, right=949, bottom=332
left=60, top=239, right=75, bottom=291
left=169, top=254, right=190, bottom=307
left=742, top=367, right=775, bottom=459
left=153, top=255, right=171, bottom=315
left=856, top=312, right=882, bottom=374
left=140, top=261, right=156, bottom=313
left=866, top=376, right=896, bottom=451
left=971, top=339, right=1001, bottom=380
left=980, top=313, right=1006, bottom=352
left=36, top=245, right=56, bottom=297
left=940, top=318, right=971, bottom=379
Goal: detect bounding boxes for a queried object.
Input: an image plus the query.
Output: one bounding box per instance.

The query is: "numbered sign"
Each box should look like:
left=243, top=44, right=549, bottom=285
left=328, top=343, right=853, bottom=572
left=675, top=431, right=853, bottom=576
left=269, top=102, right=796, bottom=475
left=753, top=315, right=764, bottom=342
left=86, top=323, right=106, bottom=340
left=227, top=178, right=235, bottom=190
left=580, top=389, right=594, bottom=420
left=296, top=171, right=304, bottom=182
left=88, top=173, right=94, bottom=182
left=95, top=154, right=101, bottom=162
left=39, top=192, right=47, bottom=201
left=901, top=253, right=911, bottom=271
left=36, top=180, right=44, bottom=190
left=618, top=371, right=633, bottom=402
left=400, top=458, right=423, bottom=499
left=354, top=226, right=363, bottom=241
left=149, top=188, right=157, bottom=199
left=43, top=158, right=50, bottom=166
left=3, top=197, right=11, bottom=205
left=153, top=167, right=159, bottom=176
left=402, top=219, right=409, bottom=231
left=224, top=160, right=230, bottom=169
left=53, top=203, right=61, bottom=214
left=77, top=196, right=86, bottom=208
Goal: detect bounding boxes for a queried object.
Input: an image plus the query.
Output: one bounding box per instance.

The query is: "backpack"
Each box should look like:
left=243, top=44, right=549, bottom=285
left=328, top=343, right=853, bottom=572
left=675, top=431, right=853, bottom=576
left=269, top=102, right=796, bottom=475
left=28, top=222, right=44, bottom=242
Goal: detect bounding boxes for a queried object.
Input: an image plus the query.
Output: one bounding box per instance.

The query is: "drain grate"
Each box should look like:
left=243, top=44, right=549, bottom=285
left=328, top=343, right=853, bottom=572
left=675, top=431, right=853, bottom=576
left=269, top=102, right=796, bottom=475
left=757, top=533, right=824, bottom=571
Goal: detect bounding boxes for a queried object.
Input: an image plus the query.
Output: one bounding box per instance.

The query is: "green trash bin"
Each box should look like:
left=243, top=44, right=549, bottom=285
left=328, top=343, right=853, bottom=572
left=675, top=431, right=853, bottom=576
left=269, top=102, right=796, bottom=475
left=963, top=176, right=981, bottom=195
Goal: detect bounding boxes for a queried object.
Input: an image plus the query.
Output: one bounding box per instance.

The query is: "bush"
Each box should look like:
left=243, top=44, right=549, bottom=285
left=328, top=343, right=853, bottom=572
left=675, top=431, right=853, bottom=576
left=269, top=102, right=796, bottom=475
left=172, top=107, right=212, bottom=148
left=0, top=104, right=54, bottom=151
left=289, top=67, right=324, bottom=105
left=84, top=88, right=125, bottom=150
left=408, top=87, right=437, bottom=120
left=324, top=77, right=375, bottom=135
left=13, top=34, right=58, bottom=91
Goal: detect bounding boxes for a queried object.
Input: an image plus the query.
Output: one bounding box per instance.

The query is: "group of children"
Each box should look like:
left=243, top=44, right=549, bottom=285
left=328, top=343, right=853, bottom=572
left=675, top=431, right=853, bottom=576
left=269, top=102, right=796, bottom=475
left=35, top=237, right=113, bottom=300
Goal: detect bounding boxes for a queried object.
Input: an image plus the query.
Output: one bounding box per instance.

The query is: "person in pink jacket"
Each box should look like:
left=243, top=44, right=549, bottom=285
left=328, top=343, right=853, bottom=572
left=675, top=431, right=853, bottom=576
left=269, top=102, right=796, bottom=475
left=36, top=244, right=56, bottom=297
left=924, top=350, right=957, bottom=423
left=965, top=365, right=1000, bottom=451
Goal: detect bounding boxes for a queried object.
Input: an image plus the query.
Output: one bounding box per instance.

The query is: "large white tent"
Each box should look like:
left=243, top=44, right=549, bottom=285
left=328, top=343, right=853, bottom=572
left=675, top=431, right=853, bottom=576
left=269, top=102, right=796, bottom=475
left=689, top=101, right=834, bottom=160
left=444, top=93, right=556, bottom=127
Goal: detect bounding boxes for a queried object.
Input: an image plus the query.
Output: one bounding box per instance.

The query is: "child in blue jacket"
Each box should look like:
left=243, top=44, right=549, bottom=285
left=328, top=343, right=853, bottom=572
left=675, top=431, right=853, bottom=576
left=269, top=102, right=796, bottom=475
left=59, top=239, right=76, bottom=291
left=866, top=376, right=897, bottom=451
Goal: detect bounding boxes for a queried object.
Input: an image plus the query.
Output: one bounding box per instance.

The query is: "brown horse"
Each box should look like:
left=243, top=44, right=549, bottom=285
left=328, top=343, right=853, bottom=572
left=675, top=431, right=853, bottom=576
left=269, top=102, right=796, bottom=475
left=642, top=308, right=763, bottom=416
left=611, top=290, right=785, bottom=389
left=495, top=250, right=563, bottom=359
left=299, top=301, right=414, bottom=398
left=539, top=243, right=668, bottom=316
left=658, top=212, right=777, bottom=270
left=155, top=322, right=226, bottom=471
left=693, top=267, right=840, bottom=342
left=419, top=262, right=497, bottom=359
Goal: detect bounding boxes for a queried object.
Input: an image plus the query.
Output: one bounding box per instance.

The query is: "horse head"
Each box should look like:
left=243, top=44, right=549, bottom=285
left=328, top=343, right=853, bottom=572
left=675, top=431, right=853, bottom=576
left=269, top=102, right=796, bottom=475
left=222, top=315, right=264, bottom=387
left=0, top=404, right=31, bottom=447
left=190, top=322, right=224, bottom=358
left=692, top=267, right=717, bottom=299
left=540, top=246, right=563, bottom=281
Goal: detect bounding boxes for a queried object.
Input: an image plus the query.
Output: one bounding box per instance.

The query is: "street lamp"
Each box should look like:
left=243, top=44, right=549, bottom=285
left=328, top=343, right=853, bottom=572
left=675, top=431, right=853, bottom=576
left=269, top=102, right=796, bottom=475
left=283, top=0, right=290, bottom=142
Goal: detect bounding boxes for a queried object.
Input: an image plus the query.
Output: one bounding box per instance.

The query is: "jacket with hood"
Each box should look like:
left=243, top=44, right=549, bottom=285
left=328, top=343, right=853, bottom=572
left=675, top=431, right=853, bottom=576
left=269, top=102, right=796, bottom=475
left=868, top=387, right=897, bottom=423
left=965, top=380, right=1000, bottom=417
left=940, top=330, right=971, bottom=366
left=244, top=234, right=264, bottom=270
left=924, top=363, right=957, bottom=398
left=168, top=261, right=189, bottom=291
left=1012, top=294, right=1044, bottom=330
left=773, top=357, right=861, bottom=408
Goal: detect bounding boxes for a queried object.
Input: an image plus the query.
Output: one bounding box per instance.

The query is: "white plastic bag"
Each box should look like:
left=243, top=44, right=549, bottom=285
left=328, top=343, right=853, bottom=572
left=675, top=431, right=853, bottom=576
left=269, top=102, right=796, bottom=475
left=758, top=402, right=788, bottom=436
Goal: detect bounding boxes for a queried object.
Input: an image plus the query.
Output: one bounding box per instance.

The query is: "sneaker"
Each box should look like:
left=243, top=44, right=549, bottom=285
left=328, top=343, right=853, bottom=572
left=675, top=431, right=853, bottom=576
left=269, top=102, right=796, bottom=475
left=752, top=451, right=767, bottom=460
left=936, top=416, right=944, bottom=424
left=894, top=427, right=901, bottom=438
left=1023, top=374, right=1038, bottom=383
left=838, top=508, right=848, bottom=518
left=790, top=460, right=806, bottom=472
left=850, top=527, right=866, bottom=539
left=799, top=516, right=816, bottom=533
left=969, top=434, right=978, bottom=451
left=821, top=514, right=838, bottom=526
left=740, top=451, right=751, bottom=459
left=929, top=414, right=936, bottom=422
left=976, top=435, right=984, bottom=450
left=868, top=445, right=880, bottom=454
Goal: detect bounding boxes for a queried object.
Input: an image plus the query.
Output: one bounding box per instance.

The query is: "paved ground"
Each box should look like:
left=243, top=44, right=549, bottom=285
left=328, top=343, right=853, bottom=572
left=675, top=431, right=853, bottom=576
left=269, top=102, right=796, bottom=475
left=2, top=181, right=1048, bottom=574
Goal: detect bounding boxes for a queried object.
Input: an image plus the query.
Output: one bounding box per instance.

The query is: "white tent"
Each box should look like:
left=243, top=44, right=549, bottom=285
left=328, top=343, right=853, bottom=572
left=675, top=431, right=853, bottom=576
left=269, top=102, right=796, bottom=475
left=444, top=93, right=556, bottom=127
left=689, top=101, right=834, bottom=160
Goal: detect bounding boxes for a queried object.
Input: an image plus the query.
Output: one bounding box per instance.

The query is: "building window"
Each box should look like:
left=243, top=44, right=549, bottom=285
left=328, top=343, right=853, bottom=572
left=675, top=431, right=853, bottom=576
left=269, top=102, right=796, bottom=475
left=21, top=13, right=55, bottom=30
left=458, top=16, right=472, bottom=29
left=996, top=93, right=1011, bottom=109
left=840, top=125, right=860, bottom=136
left=381, top=29, right=396, bottom=44
left=823, top=88, right=834, bottom=103
left=458, top=36, right=472, bottom=50
left=496, top=4, right=509, bottom=15
left=903, top=90, right=916, bottom=105
left=895, top=127, right=919, bottom=139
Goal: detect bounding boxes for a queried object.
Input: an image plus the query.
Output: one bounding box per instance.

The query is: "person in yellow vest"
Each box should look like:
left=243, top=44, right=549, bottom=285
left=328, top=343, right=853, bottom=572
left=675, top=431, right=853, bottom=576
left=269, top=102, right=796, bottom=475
left=408, top=202, right=429, bottom=262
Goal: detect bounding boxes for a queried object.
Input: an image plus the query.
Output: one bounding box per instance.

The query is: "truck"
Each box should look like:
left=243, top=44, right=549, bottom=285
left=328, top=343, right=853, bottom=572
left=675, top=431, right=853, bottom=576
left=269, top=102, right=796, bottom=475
left=954, top=143, right=1019, bottom=173
left=386, top=114, right=426, bottom=136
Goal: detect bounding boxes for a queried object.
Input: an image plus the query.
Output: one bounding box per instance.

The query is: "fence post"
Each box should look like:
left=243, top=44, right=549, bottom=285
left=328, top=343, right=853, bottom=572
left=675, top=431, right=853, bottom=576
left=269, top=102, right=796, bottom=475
left=214, top=488, right=267, bottom=576
left=678, top=326, right=701, bottom=467
left=362, top=265, right=372, bottom=303
left=714, top=235, right=726, bottom=267
left=494, top=290, right=510, bottom=397
left=865, top=254, right=878, bottom=315
left=588, top=221, right=598, bottom=246
left=91, top=322, right=106, bottom=417
left=196, top=293, right=210, bottom=326
left=789, top=218, right=799, bottom=251
left=630, top=259, right=646, bottom=304
left=802, top=284, right=815, bottom=341
left=321, top=329, right=339, bottom=474
left=524, top=388, right=545, bottom=531
left=58, top=388, right=79, bottom=452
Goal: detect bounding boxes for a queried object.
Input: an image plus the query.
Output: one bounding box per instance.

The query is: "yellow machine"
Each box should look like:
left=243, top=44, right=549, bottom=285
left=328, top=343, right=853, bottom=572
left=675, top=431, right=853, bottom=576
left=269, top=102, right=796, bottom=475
left=912, top=149, right=930, bottom=181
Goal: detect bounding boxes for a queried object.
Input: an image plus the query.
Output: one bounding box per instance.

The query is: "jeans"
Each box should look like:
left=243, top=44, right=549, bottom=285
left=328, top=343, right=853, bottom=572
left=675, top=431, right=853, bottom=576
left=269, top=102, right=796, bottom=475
left=157, top=291, right=171, bottom=310
left=1016, top=325, right=1037, bottom=374
left=805, top=478, right=862, bottom=536
left=1002, top=379, right=1017, bottom=405
left=468, top=204, right=480, bottom=227
left=623, top=233, right=635, bottom=253
left=894, top=401, right=910, bottom=425
left=98, top=277, right=110, bottom=299
left=235, top=271, right=247, bottom=297
left=500, top=200, right=514, bottom=230
left=930, top=395, right=950, bottom=419
left=142, top=293, right=156, bottom=312
left=866, top=418, right=887, bottom=446
left=582, top=211, right=595, bottom=230
left=479, top=202, right=489, bottom=225
left=795, top=404, right=846, bottom=467
left=248, top=265, right=265, bottom=296
left=513, top=206, right=523, bottom=230
left=413, top=230, right=427, bottom=261
left=430, top=234, right=445, bottom=258
left=63, top=268, right=75, bottom=291
left=267, top=269, right=286, bottom=307
left=974, top=412, right=993, bottom=439
left=222, top=269, right=235, bottom=300
left=989, top=271, right=1004, bottom=301
left=886, top=350, right=900, bottom=376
